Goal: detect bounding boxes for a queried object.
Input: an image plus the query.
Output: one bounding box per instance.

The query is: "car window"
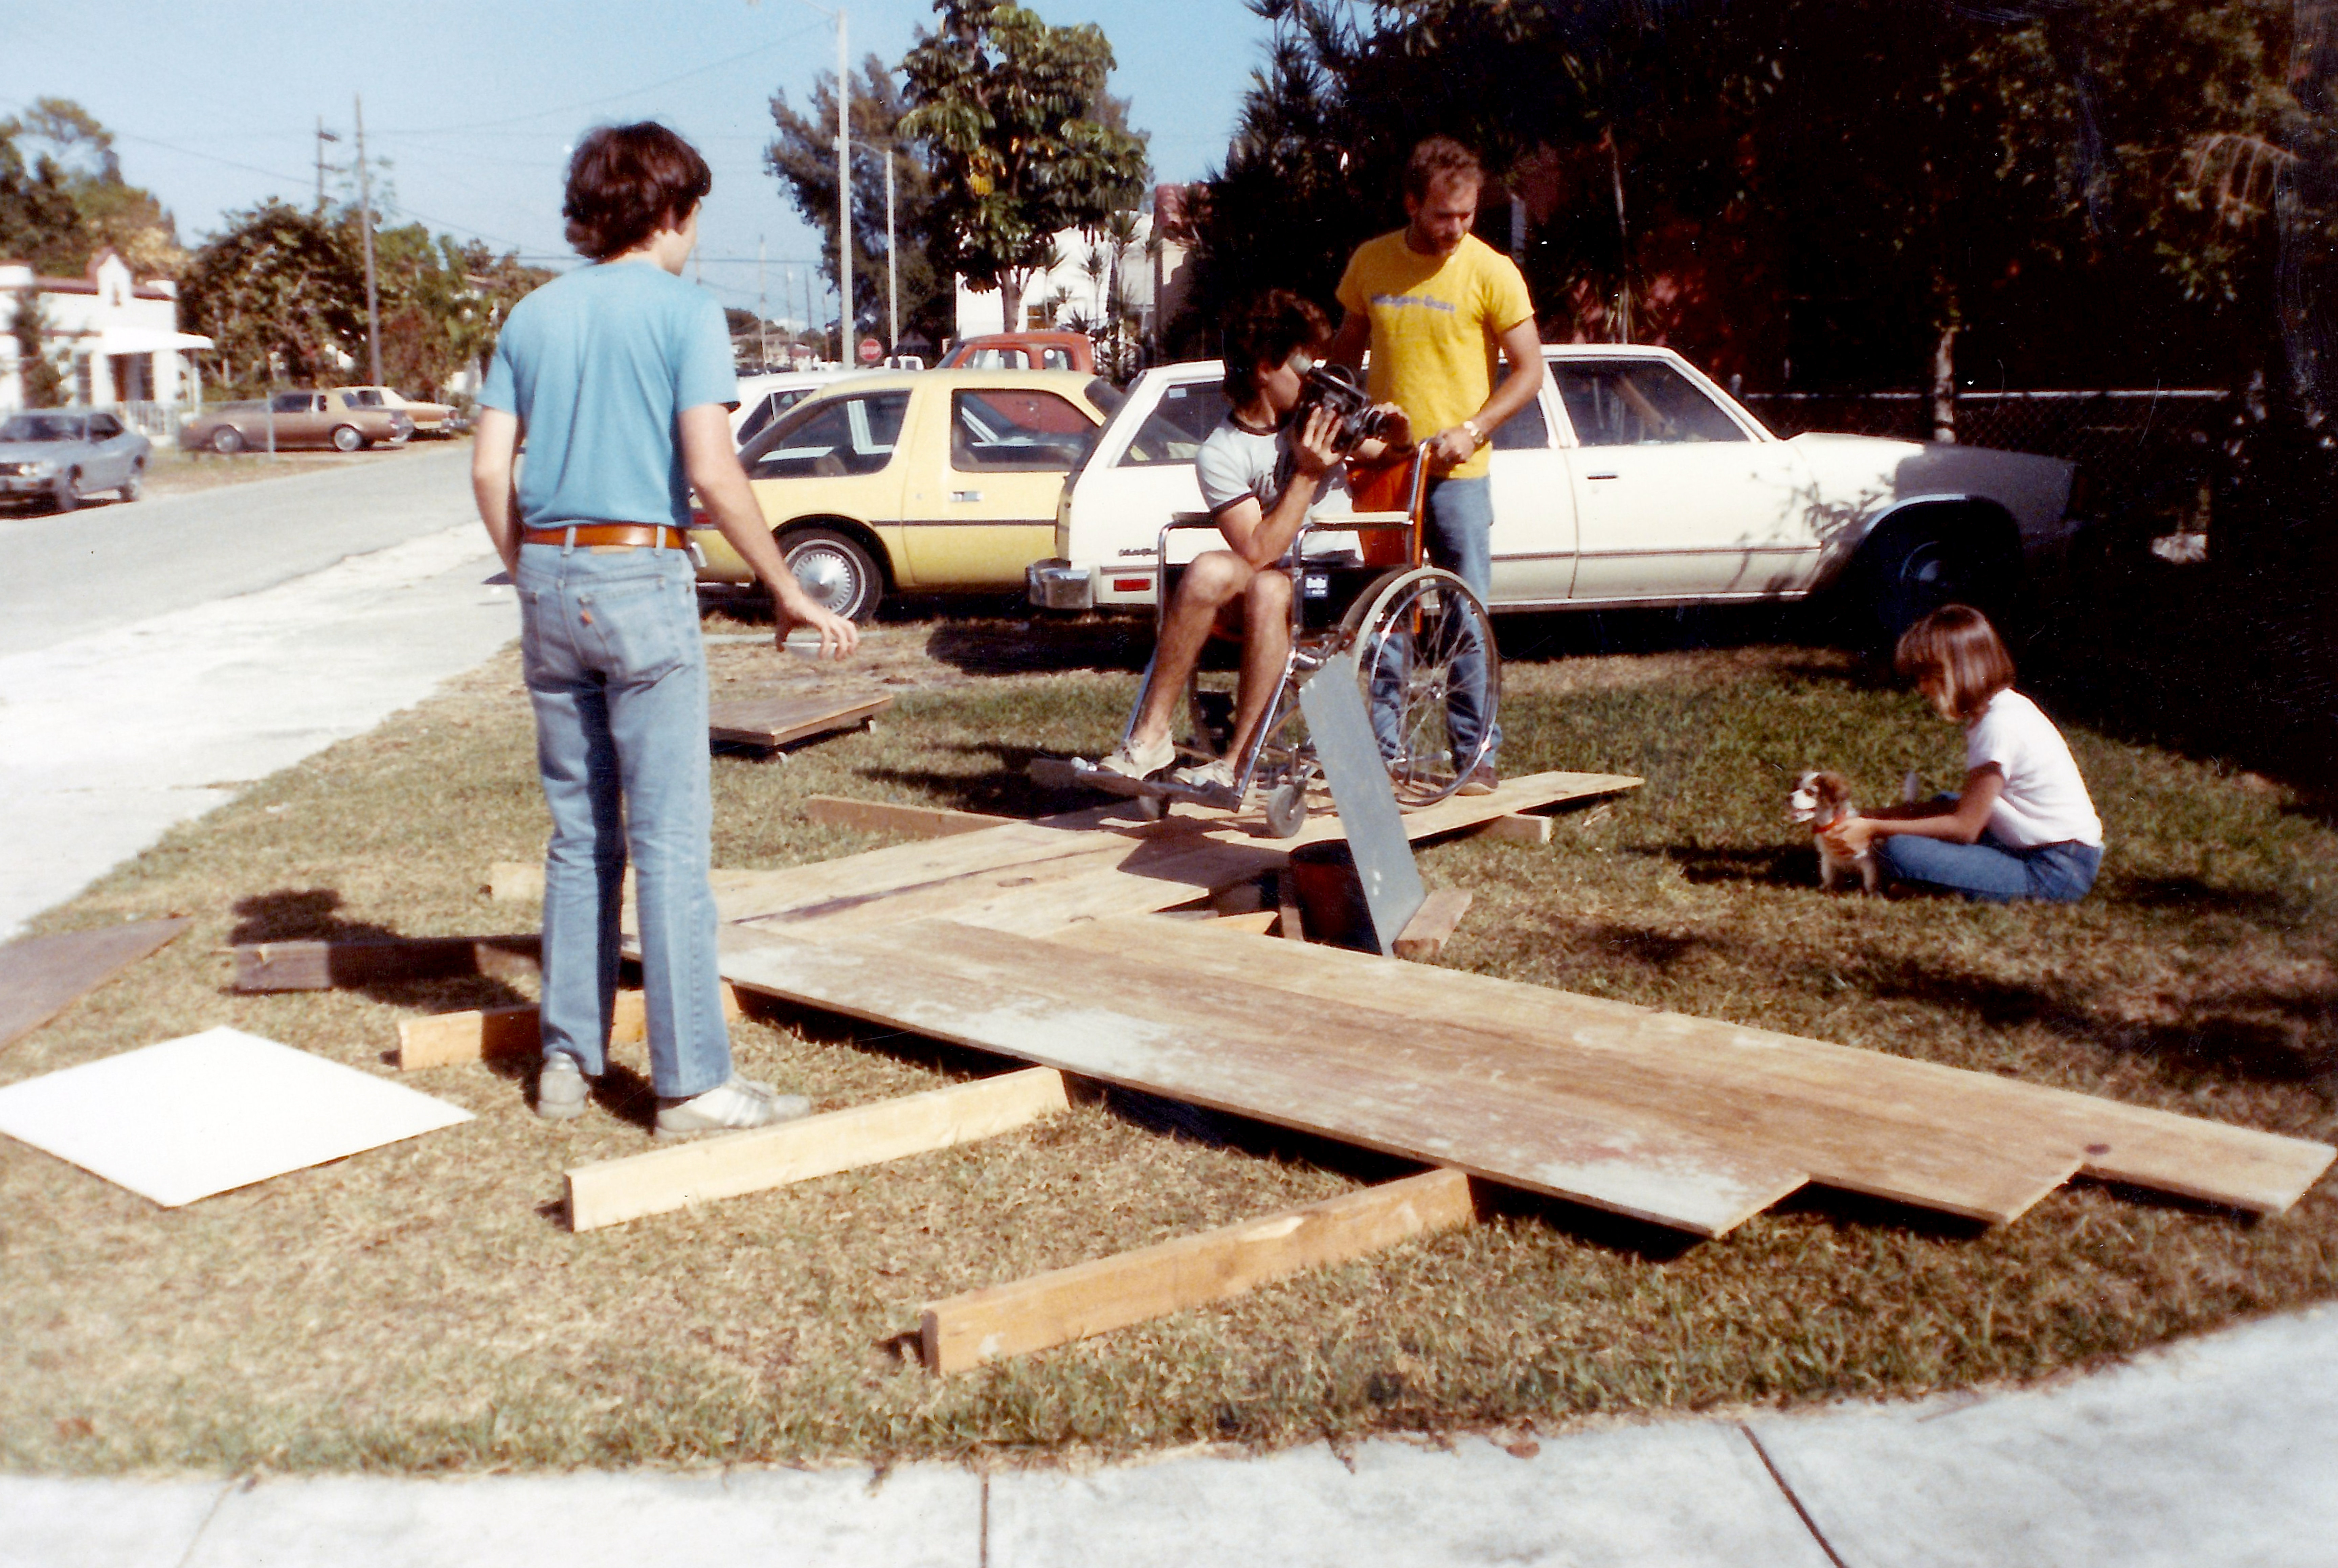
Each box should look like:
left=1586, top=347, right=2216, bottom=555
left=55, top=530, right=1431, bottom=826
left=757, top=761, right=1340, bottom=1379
left=1552, top=361, right=1748, bottom=446
left=951, top=389, right=1093, bottom=471
left=1039, top=348, right=1074, bottom=371
left=271, top=393, right=311, bottom=414
left=1117, top=380, right=1229, bottom=466
left=88, top=414, right=123, bottom=438
left=346, top=389, right=385, bottom=407
left=0, top=413, right=78, bottom=441
left=1491, top=361, right=1551, bottom=450
left=737, top=387, right=813, bottom=446
left=746, top=391, right=910, bottom=479
left=965, top=347, right=1030, bottom=370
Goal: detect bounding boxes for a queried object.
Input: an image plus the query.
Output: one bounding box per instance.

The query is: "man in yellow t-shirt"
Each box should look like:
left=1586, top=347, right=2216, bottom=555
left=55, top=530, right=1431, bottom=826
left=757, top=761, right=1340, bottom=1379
left=1331, top=136, right=1541, bottom=792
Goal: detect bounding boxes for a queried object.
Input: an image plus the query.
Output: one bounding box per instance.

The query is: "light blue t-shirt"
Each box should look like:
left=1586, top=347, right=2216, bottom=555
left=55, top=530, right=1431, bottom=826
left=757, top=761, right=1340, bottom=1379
left=479, top=262, right=737, bottom=529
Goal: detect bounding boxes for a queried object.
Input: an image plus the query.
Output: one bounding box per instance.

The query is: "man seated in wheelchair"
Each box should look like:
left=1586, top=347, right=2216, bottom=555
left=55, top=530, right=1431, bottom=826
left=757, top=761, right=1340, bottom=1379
left=1099, top=289, right=1409, bottom=793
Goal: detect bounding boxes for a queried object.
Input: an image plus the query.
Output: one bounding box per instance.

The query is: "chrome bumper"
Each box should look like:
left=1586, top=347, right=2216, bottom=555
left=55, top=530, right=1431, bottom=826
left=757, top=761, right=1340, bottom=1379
left=1026, top=559, right=1094, bottom=611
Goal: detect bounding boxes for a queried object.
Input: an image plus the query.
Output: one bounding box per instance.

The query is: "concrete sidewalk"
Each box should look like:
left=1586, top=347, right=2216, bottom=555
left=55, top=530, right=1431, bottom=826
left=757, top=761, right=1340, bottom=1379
left=4, top=1305, right=2332, bottom=1567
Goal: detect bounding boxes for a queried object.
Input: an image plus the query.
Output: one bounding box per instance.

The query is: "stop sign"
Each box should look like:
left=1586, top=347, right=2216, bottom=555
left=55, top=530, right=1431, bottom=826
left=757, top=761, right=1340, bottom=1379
left=858, top=336, right=883, bottom=366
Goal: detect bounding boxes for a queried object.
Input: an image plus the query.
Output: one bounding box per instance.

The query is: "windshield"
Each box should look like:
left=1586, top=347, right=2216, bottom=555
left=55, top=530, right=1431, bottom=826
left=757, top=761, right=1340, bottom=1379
left=0, top=414, right=83, bottom=442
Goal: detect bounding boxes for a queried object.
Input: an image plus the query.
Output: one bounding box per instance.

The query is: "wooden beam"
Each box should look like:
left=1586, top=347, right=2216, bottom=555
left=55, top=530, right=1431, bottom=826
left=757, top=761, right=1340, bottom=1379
left=1474, top=813, right=1553, bottom=846
left=1213, top=911, right=1280, bottom=937
left=1, top=918, right=190, bottom=1051
left=396, top=986, right=744, bottom=1071
left=565, top=1067, right=1070, bottom=1232
left=230, top=935, right=540, bottom=992
left=803, top=795, right=1014, bottom=840
left=1393, top=888, right=1473, bottom=961
left=919, top=1168, right=1475, bottom=1373
left=709, top=692, right=891, bottom=749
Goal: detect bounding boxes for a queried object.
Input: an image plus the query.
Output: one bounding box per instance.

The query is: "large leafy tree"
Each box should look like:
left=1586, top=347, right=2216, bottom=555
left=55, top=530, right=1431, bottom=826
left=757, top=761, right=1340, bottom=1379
left=0, top=98, right=184, bottom=279
left=179, top=200, right=367, bottom=393
left=767, top=55, right=951, bottom=349
left=899, top=0, right=1150, bottom=333
left=370, top=224, right=551, bottom=399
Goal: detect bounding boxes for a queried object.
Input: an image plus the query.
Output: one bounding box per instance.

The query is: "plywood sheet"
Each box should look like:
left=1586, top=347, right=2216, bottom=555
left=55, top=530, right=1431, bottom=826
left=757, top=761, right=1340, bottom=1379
left=717, top=921, right=1805, bottom=1237
left=0, top=918, right=188, bottom=1050
left=708, top=691, right=890, bottom=749
left=1054, top=916, right=2333, bottom=1218
left=0, top=1027, right=472, bottom=1206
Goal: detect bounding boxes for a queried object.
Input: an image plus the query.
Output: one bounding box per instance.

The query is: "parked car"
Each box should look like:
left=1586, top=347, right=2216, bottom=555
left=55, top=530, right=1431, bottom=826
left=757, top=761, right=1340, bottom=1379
left=694, top=368, right=1117, bottom=620
left=730, top=369, right=873, bottom=447
left=1028, top=345, right=2077, bottom=640
left=938, top=331, right=1095, bottom=374
left=337, top=385, right=457, bottom=436
left=0, top=408, right=152, bottom=511
left=179, top=390, right=413, bottom=454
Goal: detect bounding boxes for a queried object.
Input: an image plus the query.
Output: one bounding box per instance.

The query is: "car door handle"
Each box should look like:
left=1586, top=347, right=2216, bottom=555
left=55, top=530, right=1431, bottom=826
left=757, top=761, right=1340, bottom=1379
left=1586, top=471, right=1619, bottom=481
left=951, top=490, right=982, bottom=502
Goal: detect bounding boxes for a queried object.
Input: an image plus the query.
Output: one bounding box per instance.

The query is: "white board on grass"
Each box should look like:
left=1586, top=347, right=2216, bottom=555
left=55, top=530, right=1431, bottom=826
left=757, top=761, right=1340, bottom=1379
left=0, top=1026, right=472, bottom=1206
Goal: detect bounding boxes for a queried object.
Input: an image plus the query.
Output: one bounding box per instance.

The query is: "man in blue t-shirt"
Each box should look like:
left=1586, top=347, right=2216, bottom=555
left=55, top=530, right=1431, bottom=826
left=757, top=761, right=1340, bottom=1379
left=473, top=122, right=855, bottom=1139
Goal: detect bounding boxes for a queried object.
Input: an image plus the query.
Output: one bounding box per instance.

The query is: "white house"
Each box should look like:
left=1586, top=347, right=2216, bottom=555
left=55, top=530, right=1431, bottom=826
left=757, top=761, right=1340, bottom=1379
left=952, top=185, right=1194, bottom=344
left=0, top=249, right=212, bottom=416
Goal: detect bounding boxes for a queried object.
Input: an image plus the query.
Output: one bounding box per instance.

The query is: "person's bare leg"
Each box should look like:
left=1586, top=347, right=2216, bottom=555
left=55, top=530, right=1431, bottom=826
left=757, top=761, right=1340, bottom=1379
left=1221, top=568, right=1294, bottom=766
left=1129, top=551, right=1253, bottom=748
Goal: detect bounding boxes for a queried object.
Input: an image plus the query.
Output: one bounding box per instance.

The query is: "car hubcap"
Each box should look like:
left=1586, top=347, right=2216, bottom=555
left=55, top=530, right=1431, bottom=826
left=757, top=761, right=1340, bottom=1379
left=790, top=547, right=859, bottom=613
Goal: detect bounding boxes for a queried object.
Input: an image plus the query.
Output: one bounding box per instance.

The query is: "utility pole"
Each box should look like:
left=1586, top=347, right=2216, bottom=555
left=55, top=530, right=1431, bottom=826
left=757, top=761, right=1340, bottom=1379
left=354, top=94, right=382, bottom=384
left=758, top=236, right=770, bottom=369
left=835, top=7, right=852, bottom=362
left=884, top=147, right=898, bottom=354
left=314, top=118, right=339, bottom=214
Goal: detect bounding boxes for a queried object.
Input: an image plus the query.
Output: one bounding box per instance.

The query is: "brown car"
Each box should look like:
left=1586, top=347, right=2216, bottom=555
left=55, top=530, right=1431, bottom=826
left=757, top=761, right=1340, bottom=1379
left=180, top=389, right=413, bottom=454
left=338, top=385, right=457, bottom=436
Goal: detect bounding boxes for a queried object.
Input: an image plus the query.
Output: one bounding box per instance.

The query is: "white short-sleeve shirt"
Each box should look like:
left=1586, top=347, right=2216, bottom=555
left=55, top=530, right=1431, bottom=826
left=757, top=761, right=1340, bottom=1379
left=1966, top=689, right=2102, bottom=848
left=1192, top=417, right=1357, bottom=559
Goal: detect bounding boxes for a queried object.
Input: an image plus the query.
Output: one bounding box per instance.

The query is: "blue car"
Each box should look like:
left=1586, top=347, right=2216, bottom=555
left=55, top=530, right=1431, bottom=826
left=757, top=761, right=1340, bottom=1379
left=0, top=408, right=152, bottom=512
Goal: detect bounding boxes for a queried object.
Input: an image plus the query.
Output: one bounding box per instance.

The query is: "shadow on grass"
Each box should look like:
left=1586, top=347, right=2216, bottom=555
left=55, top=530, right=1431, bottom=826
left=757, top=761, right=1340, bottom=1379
left=2103, top=875, right=2296, bottom=919
left=225, top=888, right=534, bottom=1013
left=923, top=618, right=1152, bottom=676
left=1635, top=843, right=1809, bottom=888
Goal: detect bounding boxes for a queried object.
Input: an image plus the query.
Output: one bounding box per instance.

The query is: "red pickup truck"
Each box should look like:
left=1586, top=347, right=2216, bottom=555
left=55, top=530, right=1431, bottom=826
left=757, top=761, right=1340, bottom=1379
left=937, top=332, right=1095, bottom=374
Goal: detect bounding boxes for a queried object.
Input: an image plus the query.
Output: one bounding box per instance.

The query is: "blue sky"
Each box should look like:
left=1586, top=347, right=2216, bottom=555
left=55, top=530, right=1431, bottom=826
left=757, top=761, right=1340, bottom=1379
left=0, top=0, right=1276, bottom=325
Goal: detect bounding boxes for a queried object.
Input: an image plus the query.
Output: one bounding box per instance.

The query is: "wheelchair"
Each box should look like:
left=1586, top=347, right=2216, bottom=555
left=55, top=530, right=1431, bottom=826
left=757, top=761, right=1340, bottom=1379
left=1076, top=453, right=1500, bottom=838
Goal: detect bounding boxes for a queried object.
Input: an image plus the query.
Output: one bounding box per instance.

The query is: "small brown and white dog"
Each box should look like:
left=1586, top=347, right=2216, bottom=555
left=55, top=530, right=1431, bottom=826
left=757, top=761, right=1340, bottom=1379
left=1787, top=769, right=1879, bottom=892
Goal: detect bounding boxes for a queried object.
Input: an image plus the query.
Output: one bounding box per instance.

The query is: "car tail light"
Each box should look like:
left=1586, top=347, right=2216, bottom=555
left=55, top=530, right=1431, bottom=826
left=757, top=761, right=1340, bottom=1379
left=1111, top=576, right=1149, bottom=593
left=689, top=505, right=714, bottom=530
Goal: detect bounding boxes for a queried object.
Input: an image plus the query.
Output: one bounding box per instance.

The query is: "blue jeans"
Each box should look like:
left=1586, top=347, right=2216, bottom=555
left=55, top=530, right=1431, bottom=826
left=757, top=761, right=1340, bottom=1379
left=517, top=540, right=733, bottom=1099
left=1368, top=474, right=1501, bottom=767
left=1875, top=802, right=2102, bottom=904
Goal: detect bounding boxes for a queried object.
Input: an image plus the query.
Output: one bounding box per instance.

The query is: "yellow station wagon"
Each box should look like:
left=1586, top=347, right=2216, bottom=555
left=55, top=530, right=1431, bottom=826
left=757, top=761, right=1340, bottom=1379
left=693, top=368, right=1114, bottom=620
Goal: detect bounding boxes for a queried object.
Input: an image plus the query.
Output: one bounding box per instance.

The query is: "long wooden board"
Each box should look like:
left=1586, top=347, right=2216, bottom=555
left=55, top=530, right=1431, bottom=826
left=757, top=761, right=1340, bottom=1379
left=919, top=1168, right=1476, bottom=1373
left=1053, top=916, right=2336, bottom=1218
left=803, top=796, right=1015, bottom=839
left=396, top=985, right=746, bottom=1070
left=565, top=1067, right=1070, bottom=1231
left=708, top=691, right=891, bottom=749
left=0, top=918, right=189, bottom=1051
left=717, top=921, right=1807, bottom=1237
left=230, top=935, right=541, bottom=992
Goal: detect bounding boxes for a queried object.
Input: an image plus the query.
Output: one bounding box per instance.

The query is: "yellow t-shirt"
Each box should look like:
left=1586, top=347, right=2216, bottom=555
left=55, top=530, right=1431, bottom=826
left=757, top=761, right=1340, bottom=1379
left=1335, top=230, right=1534, bottom=480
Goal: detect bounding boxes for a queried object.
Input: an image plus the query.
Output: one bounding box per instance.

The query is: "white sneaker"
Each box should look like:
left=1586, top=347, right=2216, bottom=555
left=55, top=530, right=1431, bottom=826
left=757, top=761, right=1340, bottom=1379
left=1097, top=733, right=1175, bottom=780
left=654, top=1076, right=811, bottom=1139
left=1172, top=757, right=1238, bottom=791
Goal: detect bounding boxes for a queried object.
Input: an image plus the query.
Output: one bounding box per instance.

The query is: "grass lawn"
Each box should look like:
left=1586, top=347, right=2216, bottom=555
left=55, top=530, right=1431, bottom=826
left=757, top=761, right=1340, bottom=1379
left=138, top=438, right=464, bottom=502
left=2, top=616, right=2332, bottom=1475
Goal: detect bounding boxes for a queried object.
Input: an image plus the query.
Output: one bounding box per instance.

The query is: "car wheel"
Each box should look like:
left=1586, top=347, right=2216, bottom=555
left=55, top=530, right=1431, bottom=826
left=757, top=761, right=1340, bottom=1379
left=780, top=527, right=881, bottom=622
left=52, top=471, right=82, bottom=513
left=330, top=424, right=365, bottom=453
left=1861, top=522, right=2001, bottom=644
left=119, top=461, right=144, bottom=502
left=210, top=427, right=245, bottom=455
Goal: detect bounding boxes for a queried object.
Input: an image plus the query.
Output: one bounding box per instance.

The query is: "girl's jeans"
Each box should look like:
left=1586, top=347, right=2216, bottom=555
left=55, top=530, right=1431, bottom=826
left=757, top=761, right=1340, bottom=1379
left=1875, top=797, right=2102, bottom=904
left=518, top=540, right=733, bottom=1099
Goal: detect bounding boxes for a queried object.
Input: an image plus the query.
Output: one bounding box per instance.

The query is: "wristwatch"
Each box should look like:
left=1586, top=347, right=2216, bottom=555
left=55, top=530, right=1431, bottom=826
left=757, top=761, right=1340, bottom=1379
left=1460, top=419, right=1487, bottom=450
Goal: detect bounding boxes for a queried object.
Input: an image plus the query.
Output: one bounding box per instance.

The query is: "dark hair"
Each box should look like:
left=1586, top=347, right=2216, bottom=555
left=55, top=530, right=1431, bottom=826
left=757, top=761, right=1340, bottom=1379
left=1221, top=290, right=1332, bottom=403
left=1403, top=136, right=1484, bottom=201
left=563, top=122, right=713, bottom=261
left=1894, top=603, right=2016, bottom=722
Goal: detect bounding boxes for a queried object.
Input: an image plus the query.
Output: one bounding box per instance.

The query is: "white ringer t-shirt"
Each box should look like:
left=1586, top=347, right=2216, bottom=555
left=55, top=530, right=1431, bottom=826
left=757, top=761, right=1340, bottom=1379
left=1966, top=689, right=2102, bottom=849
left=1191, top=416, right=1358, bottom=559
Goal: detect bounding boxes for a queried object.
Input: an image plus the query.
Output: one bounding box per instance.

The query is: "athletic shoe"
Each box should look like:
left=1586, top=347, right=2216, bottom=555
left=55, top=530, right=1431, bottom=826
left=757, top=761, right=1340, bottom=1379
left=1171, top=757, right=1238, bottom=791
left=1096, top=733, right=1175, bottom=780
left=654, top=1076, right=811, bottom=1140
left=1457, top=762, right=1500, bottom=797
left=536, top=1053, right=590, bottom=1121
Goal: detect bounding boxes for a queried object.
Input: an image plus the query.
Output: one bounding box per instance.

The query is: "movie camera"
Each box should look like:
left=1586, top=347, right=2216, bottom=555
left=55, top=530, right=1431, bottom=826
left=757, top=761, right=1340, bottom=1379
left=1293, top=359, right=1401, bottom=453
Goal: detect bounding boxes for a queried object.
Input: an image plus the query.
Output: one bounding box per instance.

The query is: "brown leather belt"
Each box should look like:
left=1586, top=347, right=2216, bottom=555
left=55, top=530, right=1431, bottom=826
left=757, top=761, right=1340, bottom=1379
left=521, top=524, right=688, bottom=550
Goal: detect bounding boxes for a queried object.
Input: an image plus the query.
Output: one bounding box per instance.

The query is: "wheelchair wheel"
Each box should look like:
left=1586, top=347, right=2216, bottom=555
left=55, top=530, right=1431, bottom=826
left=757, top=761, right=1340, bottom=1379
left=1265, top=778, right=1310, bottom=838
left=1340, top=565, right=1499, bottom=809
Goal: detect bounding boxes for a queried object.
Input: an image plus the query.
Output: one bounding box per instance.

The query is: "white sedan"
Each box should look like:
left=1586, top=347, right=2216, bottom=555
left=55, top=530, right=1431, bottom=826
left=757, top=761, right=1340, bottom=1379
left=1028, top=345, right=2076, bottom=639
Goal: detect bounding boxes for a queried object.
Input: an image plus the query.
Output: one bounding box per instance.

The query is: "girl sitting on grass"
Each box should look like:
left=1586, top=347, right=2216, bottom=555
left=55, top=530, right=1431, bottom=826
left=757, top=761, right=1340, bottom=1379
left=1826, top=604, right=2103, bottom=903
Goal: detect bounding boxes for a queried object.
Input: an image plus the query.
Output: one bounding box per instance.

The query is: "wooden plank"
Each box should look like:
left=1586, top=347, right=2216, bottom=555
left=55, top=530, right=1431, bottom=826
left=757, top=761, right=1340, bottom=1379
left=0, top=919, right=190, bottom=1051
left=565, top=1067, right=1070, bottom=1231
left=1052, top=916, right=2333, bottom=1219
left=1213, top=911, right=1281, bottom=937
left=804, top=796, right=1015, bottom=839
left=1393, top=888, right=1473, bottom=961
left=1474, top=813, right=1553, bottom=846
left=717, top=921, right=1808, bottom=1237
left=230, top=935, right=540, bottom=992
left=920, top=1168, right=1475, bottom=1373
left=398, top=986, right=745, bottom=1070
left=708, top=691, right=891, bottom=749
